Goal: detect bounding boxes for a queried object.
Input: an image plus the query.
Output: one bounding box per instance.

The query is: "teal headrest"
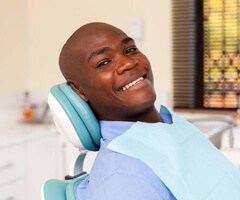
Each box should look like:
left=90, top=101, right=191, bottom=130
left=48, top=83, right=101, bottom=151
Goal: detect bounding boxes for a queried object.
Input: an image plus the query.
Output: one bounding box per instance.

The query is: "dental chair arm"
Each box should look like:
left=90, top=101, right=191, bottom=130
left=42, top=173, right=88, bottom=200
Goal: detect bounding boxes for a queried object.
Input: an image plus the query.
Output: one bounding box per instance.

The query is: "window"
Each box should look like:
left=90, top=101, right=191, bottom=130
left=173, top=0, right=240, bottom=109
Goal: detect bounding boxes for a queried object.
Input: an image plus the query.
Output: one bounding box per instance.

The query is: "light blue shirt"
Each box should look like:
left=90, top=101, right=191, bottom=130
left=77, top=113, right=176, bottom=200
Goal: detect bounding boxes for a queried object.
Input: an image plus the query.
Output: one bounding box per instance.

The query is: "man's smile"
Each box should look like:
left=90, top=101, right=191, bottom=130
left=119, top=76, right=144, bottom=92
left=118, top=74, right=148, bottom=92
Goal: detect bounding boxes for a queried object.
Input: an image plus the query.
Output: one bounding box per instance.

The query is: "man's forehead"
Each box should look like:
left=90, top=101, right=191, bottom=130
left=59, top=23, right=129, bottom=72
left=69, top=25, right=129, bottom=57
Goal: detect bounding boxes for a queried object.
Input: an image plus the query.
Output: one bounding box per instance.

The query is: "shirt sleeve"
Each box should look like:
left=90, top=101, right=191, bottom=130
left=90, top=172, right=174, bottom=200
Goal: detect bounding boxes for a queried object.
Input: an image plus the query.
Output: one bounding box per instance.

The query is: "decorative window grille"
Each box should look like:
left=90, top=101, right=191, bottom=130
left=173, top=0, right=240, bottom=109
left=204, top=0, right=240, bottom=108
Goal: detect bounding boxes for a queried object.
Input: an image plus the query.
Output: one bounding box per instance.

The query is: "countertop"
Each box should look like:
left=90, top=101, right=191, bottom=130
left=0, top=93, right=57, bottom=147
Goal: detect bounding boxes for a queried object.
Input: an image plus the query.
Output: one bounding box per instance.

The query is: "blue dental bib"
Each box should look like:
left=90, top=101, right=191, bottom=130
left=108, top=106, right=240, bottom=200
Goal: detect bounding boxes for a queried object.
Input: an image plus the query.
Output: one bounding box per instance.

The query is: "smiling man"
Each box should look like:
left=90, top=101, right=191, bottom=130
left=59, top=22, right=164, bottom=123
left=59, top=22, right=176, bottom=199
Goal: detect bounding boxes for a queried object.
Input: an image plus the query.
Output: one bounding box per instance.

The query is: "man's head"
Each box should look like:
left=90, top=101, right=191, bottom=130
left=59, top=22, right=157, bottom=121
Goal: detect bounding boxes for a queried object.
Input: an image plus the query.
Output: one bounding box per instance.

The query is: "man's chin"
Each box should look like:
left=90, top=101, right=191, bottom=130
left=125, top=93, right=156, bottom=111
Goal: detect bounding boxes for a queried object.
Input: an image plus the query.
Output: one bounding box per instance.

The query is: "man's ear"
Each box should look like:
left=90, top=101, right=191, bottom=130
left=68, top=82, right=89, bottom=102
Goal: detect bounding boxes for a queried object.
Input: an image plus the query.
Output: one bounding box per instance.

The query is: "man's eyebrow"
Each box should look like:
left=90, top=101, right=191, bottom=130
left=121, top=37, right=134, bottom=46
left=88, top=47, right=111, bottom=62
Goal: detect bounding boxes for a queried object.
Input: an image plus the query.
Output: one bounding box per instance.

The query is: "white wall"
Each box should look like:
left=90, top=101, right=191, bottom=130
left=0, top=0, right=172, bottom=106
left=0, top=0, right=26, bottom=93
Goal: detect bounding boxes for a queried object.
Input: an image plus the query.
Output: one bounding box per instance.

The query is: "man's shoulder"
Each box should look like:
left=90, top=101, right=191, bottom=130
left=89, top=145, right=160, bottom=184
left=79, top=166, right=167, bottom=200
left=76, top=146, right=173, bottom=200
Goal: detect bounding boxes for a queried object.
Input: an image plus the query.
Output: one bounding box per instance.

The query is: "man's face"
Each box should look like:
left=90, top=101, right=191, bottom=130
left=72, top=24, right=156, bottom=121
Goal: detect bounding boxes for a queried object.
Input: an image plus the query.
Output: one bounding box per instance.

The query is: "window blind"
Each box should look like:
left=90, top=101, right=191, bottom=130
left=172, top=0, right=199, bottom=108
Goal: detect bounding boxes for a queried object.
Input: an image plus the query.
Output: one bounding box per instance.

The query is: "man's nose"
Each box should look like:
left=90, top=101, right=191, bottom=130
left=116, top=57, right=137, bottom=75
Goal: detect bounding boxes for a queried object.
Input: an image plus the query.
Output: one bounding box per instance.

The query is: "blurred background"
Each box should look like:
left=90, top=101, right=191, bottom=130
left=1, top=0, right=240, bottom=199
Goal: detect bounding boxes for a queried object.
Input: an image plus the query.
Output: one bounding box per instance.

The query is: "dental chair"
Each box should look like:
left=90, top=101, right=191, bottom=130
left=42, top=83, right=239, bottom=200
left=42, top=83, right=101, bottom=200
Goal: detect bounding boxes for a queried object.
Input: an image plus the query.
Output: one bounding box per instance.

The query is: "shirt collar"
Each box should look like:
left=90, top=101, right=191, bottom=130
left=100, top=121, right=134, bottom=143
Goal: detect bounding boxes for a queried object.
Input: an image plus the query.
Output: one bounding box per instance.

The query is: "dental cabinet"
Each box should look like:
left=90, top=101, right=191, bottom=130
left=0, top=123, right=62, bottom=200
left=0, top=93, right=93, bottom=200
left=0, top=123, right=93, bottom=200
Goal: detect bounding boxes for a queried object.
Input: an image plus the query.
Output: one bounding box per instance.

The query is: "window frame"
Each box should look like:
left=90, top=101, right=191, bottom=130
left=173, top=0, right=239, bottom=111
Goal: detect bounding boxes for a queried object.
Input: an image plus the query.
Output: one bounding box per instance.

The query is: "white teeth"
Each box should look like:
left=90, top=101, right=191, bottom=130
left=121, top=77, right=144, bottom=92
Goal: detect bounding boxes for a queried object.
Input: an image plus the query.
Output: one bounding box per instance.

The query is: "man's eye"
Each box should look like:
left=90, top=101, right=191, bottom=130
left=96, top=59, right=111, bottom=68
left=126, top=47, right=138, bottom=54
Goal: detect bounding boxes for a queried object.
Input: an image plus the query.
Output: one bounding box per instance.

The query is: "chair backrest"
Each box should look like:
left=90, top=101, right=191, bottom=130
left=48, top=83, right=101, bottom=151
left=42, top=83, right=101, bottom=200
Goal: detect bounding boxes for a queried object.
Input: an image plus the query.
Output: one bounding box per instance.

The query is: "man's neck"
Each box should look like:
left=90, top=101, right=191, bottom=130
left=115, top=106, right=164, bottom=123
left=134, top=107, right=164, bottom=123
left=98, top=106, right=164, bottom=123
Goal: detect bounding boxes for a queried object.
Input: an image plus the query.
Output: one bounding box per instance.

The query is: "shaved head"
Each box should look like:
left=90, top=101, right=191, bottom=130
left=59, top=22, right=125, bottom=85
